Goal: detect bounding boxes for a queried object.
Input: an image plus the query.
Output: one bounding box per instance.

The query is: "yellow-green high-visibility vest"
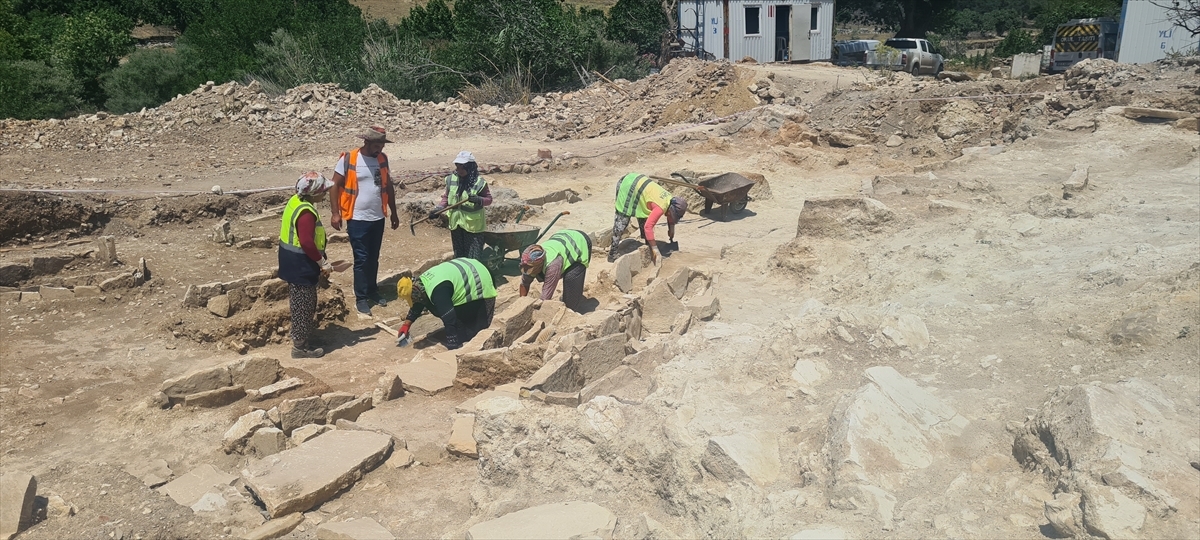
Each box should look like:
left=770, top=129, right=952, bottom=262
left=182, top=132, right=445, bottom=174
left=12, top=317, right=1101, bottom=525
left=419, top=258, right=497, bottom=307
left=614, top=173, right=671, bottom=219
left=541, top=230, right=590, bottom=270
left=279, top=195, right=326, bottom=253
left=445, top=174, right=487, bottom=233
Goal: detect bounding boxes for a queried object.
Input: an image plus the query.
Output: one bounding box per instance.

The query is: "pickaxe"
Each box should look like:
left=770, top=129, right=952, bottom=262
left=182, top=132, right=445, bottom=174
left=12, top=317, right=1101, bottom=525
left=409, top=199, right=469, bottom=235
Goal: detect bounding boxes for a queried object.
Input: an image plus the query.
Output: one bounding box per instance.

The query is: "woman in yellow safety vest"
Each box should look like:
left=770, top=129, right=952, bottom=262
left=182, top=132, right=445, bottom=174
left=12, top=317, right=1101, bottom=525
left=519, top=229, right=592, bottom=312
left=430, top=151, right=492, bottom=261
left=394, top=258, right=498, bottom=350
left=610, top=172, right=688, bottom=263
left=278, top=172, right=334, bottom=359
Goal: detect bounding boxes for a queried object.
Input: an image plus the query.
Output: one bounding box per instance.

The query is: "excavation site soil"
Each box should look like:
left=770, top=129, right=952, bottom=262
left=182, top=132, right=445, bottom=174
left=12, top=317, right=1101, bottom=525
left=0, top=58, right=1197, bottom=540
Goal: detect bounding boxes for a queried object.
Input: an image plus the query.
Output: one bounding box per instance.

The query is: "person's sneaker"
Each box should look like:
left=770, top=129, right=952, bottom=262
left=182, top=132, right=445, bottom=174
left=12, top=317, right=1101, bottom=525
left=291, top=346, right=324, bottom=359
left=370, top=295, right=388, bottom=307
left=355, top=299, right=372, bottom=316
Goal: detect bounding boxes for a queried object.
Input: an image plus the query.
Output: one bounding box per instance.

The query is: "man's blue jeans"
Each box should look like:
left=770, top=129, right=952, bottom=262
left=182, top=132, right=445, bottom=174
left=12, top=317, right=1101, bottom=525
left=347, top=219, right=384, bottom=301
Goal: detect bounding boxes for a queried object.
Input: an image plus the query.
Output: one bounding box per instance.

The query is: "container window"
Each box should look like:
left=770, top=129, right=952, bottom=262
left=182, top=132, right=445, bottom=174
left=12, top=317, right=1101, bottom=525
left=811, top=6, right=819, bottom=30
left=745, top=6, right=761, bottom=35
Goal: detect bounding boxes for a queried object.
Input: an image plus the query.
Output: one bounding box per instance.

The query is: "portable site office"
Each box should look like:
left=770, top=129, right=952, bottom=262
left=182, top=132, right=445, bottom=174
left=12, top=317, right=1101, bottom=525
left=678, top=0, right=836, bottom=63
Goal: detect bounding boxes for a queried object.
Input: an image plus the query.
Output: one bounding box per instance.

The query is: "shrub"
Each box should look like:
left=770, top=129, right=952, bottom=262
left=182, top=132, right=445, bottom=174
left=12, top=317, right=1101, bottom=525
left=102, top=47, right=193, bottom=113
left=994, top=28, right=1041, bottom=57
left=51, top=9, right=134, bottom=105
left=0, top=60, right=83, bottom=119
left=607, top=0, right=668, bottom=56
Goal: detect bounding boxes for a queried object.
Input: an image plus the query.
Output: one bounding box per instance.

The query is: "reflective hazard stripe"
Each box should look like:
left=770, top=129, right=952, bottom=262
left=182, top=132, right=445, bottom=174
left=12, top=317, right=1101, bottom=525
left=449, top=259, right=484, bottom=301
left=617, top=174, right=650, bottom=216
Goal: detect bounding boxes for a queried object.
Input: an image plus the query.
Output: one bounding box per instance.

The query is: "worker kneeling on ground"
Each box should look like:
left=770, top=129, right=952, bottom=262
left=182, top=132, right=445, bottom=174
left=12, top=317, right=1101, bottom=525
left=610, top=172, right=688, bottom=264
left=279, top=172, right=335, bottom=359
left=394, top=257, right=496, bottom=350
left=519, top=229, right=592, bottom=313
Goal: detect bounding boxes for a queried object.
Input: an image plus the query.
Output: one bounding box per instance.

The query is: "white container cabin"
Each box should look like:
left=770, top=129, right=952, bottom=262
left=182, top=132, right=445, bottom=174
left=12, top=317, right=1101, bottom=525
left=678, top=0, right=836, bottom=63
left=1116, top=0, right=1200, bottom=64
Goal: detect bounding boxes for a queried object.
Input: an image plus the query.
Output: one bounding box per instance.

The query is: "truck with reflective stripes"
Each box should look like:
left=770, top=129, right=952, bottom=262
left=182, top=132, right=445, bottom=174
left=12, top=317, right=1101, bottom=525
left=1049, top=18, right=1119, bottom=73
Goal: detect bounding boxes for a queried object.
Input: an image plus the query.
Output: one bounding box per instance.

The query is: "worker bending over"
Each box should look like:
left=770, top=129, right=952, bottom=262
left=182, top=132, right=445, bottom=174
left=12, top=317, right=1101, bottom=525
left=610, top=172, right=687, bottom=264
left=519, top=229, right=592, bottom=313
left=395, top=258, right=496, bottom=350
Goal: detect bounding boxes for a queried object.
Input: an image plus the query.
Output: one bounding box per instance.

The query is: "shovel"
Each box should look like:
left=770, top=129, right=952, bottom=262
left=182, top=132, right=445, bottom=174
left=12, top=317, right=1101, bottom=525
left=409, top=199, right=469, bottom=235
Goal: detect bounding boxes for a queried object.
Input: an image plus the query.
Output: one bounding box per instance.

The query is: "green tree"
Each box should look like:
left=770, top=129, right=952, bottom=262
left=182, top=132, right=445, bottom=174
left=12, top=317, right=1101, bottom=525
left=993, top=27, right=1041, bottom=55
left=0, top=60, right=83, bottom=119
left=102, top=46, right=191, bottom=113
left=607, top=0, right=668, bottom=56
left=50, top=9, right=134, bottom=105
left=400, top=0, right=454, bottom=41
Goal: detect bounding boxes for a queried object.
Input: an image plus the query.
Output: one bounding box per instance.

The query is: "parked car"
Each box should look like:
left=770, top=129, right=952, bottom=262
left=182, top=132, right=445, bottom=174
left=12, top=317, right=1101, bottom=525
left=867, top=38, right=945, bottom=76
left=833, top=40, right=880, bottom=66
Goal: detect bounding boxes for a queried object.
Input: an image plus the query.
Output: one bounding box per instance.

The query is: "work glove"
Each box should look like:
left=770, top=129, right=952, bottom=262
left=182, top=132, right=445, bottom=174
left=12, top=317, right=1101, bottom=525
left=396, top=321, right=411, bottom=347
left=428, top=209, right=442, bottom=220
left=318, top=258, right=333, bottom=276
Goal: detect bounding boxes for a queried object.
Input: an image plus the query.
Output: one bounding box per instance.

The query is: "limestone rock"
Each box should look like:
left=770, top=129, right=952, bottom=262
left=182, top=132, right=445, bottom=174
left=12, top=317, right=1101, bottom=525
left=576, top=334, right=627, bottom=384
left=183, top=385, right=245, bottom=407
left=613, top=251, right=642, bottom=293
left=701, top=432, right=781, bottom=486
left=229, top=356, right=282, bottom=389
left=494, top=296, right=537, bottom=347
left=827, top=131, right=868, bottom=147
left=641, top=282, right=684, bottom=334
left=327, top=396, right=373, bottom=424
left=321, top=392, right=357, bottom=411
left=291, top=424, right=333, bottom=445
left=375, top=374, right=404, bottom=402
left=1081, top=482, right=1146, bottom=539
left=395, top=357, right=455, bottom=396
left=242, top=512, right=304, bottom=540
left=665, top=267, right=690, bottom=299
left=249, top=428, right=288, bottom=457
left=523, top=352, right=583, bottom=394
left=935, top=100, right=985, bottom=139
left=316, top=517, right=396, bottom=540
left=791, top=359, right=831, bottom=395
left=122, top=458, right=174, bottom=488
left=885, top=135, right=904, bottom=147
left=794, top=196, right=894, bottom=238
left=38, top=286, right=73, bottom=301
left=207, top=294, right=232, bottom=317
left=790, top=525, right=849, bottom=540
left=447, top=415, right=478, bottom=458
left=685, top=294, right=720, bottom=321
left=241, top=430, right=392, bottom=518
left=466, top=501, right=617, bottom=540
left=1063, top=164, right=1089, bottom=192
left=224, top=410, right=275, bottom=454
left=0, top=472, right=36, bottom=540
left=161, top=365, right=232, bottom=399
left=1044, top=492, right=1084, bottom=538
left=278, top=396, right=328, bottom=434
left=158, top=464, right=237, bottom=507
left=250, top=377, right=303, bottom=401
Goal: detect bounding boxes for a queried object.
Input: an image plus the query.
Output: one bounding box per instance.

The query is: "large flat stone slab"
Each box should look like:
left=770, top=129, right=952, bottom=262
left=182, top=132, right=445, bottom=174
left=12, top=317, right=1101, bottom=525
left=158, top=464, right=237, bottom=507
left=316, top=517, right=396, bottom=540
left=701, top=432, right=781, bottom=486
left=241, top=430, right=392, bottom=517
left=394, top=358, right=455, bottom=396
left=466, top=501, right=618, bottom=540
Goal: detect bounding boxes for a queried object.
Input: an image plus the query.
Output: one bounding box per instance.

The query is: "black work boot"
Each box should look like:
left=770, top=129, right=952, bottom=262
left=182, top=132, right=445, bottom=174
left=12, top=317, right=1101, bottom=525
left=291, top=345, right=325, bottom=359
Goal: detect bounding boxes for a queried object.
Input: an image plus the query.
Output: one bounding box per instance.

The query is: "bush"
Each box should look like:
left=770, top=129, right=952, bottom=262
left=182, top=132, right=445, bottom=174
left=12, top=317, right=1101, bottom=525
left=0, top=60, right=83, bottom=119
left=607, top=0, right=668, bottom=56
left=50, top=9, right=134, bottom=105
left=993, top=28, right=1041, bottom=56
left=102, top=47, right=193, bottom=113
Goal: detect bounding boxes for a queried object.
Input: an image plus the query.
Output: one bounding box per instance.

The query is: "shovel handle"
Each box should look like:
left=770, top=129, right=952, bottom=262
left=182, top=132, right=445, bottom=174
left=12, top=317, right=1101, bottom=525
left=409, top=199, right=469, bottom=234
left=648, top=174, right=710, bottom=194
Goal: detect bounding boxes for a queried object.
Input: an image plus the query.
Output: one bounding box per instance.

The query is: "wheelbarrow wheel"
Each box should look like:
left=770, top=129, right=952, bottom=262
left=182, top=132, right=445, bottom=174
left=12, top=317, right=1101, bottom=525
left=729, top=198, right=748, bottom=214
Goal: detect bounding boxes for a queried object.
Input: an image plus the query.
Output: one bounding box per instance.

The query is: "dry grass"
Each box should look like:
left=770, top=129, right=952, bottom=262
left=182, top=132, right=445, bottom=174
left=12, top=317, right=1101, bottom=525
left=351, top=0, right=620, bottom=22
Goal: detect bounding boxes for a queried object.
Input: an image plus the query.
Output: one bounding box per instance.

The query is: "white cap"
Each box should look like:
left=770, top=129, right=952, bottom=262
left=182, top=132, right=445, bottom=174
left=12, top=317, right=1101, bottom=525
left=453, top=151, right=476, bottom=164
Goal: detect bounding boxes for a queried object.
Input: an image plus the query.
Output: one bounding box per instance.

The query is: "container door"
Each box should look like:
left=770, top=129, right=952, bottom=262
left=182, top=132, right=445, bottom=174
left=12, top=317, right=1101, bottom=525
left=791, top=4, right=811, bottom=61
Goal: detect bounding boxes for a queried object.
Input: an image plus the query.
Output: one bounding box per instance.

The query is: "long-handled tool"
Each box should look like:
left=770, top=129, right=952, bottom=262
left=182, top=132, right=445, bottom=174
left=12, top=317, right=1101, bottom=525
left=647, top=173, right=712, bottom=195
left=409, top=199, right=469, bottom=235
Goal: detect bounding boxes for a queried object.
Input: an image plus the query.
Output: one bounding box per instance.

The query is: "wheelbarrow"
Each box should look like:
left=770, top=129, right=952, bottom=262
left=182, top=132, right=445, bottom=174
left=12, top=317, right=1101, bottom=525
left=650, top=172, right=755, bottom=220
left=478, top=210, right=570, bottom=273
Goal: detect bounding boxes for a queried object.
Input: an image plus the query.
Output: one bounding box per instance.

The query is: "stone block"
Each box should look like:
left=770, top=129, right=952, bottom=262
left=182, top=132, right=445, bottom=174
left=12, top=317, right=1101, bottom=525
left=327, top=396, right=373, bottom=424
left=641, top=282, right=684, bottom=334
left=1063, top=164, right=1089, bottom=192
left=524, top=352, right=583, bottom=394
left=245, top=270, right=276, bottom=286
left=72, top=285, right=101, bottom=297
left=590, top=228, right=612, bottom=249
left=376, top=374, right=403, bottom=402
left=321, top=392, right=357, bottom=411
left=183, top=385, right=245, bottom=408
left=576, top=334, right=627, bottom=384
left=224, top=410, right=275, bottom=454
left=584, top=309, right=621, bottom=337
left=316, top=517, right=396, bottom=540
left=207, top=294, right=232, bottom=317
left=1081, top=481, right=1145, bottom=539
left=30, top=255, right=73, bottom=276
left=531, top=299, right=566, bottom=327
left=18, top=292, right=39, bottom=303
left=494, top=295, right=537, bottom=347
left=250, top=428, right=288, bottom=457
left=242, top=513, right=304, bottom=540
left=259, top=278, right=288, bottom=302
left=161, top=365, right=233, bottom=399
left=1122, top=107, right=1191, bottom=120
left=456, top=387, right=520, bottom=414
left=158, top=464, right=237, bottom=507
left=613, top=251, right=641, bottom=293
left=395, top=358, right=455, bottom=396
left=0, top=263, right=31, bottom=287
left=0, top=472, right=36, bottom=540
left=228, top=356, right=281, bottom=389
left=701, top=431, right=781, bottom=486
left=447, top=415, right=478, bottom=458
left=99, top=273, right=135, bottom=292
left=686, top=294, right=720, bottom=321
left=184, top=281, right=223, bottom=307
left=579, top=366, right=643, bottom=404
left=514, top=320, right=544, bottom=344
left=291, top=424, right=333, bottom=445
left=671, top=311, right=693, bottom=336
left=665, top=267, right=690, bottom=299
left=0, top=292, right=20, bottom=304
left=278, top=396, right=328, bottom=434
left=38, top=286, right=73, bottom=301
left=241, top=430, right=393, bottom=518
left=236, top=237, right=275, bottom=249
left=466, top=501, right=617, bottom=540
left=123, top=459, right=174, bottom=488
left=250, top=377, right=303, bottom=401
left=544, top=391, right=580, bottom=406
left=386, top=448, right=415, bottom=469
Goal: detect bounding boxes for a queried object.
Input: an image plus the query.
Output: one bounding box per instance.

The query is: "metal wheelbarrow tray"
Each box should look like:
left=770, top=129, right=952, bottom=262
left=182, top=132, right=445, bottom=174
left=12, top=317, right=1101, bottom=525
left=695, top=172, right=754, bottom=217
left=478, top=211, right=570, bottom=272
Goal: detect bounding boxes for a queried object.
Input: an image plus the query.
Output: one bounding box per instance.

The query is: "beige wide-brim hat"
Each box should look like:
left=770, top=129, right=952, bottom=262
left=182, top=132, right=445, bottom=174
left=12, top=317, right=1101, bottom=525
left=360, top=126, right=393, bottom=143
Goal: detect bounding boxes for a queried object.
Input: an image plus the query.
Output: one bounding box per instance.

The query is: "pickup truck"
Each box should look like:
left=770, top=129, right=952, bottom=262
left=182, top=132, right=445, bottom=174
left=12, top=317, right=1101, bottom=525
left=867, top=38, right=945, bottom=76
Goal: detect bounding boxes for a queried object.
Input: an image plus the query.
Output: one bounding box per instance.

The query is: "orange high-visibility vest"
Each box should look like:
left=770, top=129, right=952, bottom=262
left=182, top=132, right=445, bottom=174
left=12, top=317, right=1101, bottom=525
left=337, top=149, right=391, bottom=221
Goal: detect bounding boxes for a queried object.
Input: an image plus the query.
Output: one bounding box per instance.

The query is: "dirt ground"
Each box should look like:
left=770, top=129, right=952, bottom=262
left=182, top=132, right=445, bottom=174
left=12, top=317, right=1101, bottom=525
left=1, top=60, right=1198, bottom=540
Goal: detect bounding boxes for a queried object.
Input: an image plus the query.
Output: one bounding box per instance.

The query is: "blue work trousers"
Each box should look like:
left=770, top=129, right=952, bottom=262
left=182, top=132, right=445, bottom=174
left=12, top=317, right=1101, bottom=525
left=347, top=218, right=385, bottom=301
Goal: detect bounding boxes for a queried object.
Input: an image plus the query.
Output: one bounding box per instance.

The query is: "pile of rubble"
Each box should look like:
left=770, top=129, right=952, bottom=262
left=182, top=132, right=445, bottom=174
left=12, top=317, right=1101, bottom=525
left=0, top=236, right=150, bottom=304
left=0, top=59, right=773, bottom=153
